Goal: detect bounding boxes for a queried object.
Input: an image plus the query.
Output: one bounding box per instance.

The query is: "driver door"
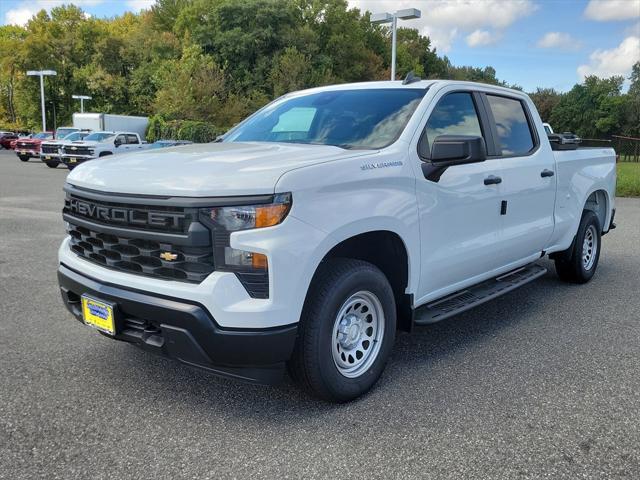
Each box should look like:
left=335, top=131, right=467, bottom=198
left=412, top=88, right=505, bottom=303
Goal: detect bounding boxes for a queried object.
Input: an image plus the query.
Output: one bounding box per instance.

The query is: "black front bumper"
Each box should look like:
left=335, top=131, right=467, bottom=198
left=58, top=264, right=298, bottom=384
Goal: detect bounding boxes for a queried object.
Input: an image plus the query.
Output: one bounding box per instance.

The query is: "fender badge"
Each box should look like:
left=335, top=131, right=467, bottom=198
left=160, top=252, right=178, bottom=261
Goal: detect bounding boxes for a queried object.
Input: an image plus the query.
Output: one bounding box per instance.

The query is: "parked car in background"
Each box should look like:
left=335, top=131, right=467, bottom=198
left=15, top=132, right=54, bottom=161
left=148, top=140, right=193, bottom=149
left=0, top=132, right=18, bottom=149
left=61, top=131, right=150, bottom=169
left=40, top=131, right=92, bottom=168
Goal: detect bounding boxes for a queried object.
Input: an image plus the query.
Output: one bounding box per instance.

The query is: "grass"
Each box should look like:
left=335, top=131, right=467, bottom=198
left=617, top=162, right=640, bottom=197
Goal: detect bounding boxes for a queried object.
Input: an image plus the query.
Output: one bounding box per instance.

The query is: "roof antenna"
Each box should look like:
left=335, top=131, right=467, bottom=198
left=402, top=71, right=421, bottom=85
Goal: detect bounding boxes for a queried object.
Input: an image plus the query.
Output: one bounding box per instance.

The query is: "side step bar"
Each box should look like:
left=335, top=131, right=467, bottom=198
left=414, top=263, right=547, bottom=325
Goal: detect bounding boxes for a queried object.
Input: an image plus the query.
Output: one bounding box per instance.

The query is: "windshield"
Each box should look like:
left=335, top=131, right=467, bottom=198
left=64, top=132, right=89, bottom=141
left=225, top=88, right=427, bottom=149
left=34, top=132, right=52, bottom=139
left=84, top=132, right=115, bottom=142
left=56, top=128, right=77, bottom=138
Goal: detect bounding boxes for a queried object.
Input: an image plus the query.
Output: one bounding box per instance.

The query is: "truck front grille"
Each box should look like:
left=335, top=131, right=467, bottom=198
left=67, top=224, right=215, bottom=283
left=41, top=144, right=60, bottom=154
left=64, top=192, right=215, bottom=283
left=18, top=141, right=37, bottom=149
left=63, top=145, right=92, bottom=156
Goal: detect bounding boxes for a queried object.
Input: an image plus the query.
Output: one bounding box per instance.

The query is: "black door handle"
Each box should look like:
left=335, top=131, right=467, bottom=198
left=541, top=169, right=555, bottom=177
left=484, top=175, right=502, bottom=185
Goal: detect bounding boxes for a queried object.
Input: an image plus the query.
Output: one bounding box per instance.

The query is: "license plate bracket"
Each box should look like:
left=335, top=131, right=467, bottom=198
left=81, top=295, right=116, bottom=335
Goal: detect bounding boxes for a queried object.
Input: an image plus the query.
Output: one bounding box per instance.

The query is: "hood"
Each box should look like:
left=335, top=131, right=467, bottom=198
left=67, top=142, right=374, bottom=197
left=70, top=140, right=98, bottom=146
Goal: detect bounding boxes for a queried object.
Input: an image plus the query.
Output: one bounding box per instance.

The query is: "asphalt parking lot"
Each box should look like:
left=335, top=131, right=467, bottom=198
left=1, top=149, right=639, bottom=479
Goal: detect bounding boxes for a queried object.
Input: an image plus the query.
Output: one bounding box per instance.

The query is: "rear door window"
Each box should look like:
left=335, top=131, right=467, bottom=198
left=486, top=95, right=535, bottom=156
left=126, top=134, right=139, bottom=144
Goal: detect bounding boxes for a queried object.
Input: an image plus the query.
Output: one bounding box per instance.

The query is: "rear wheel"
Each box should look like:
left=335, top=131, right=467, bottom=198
left=45, top=161, right=59, bottom=168
left=288, top=258, right=396, bottom=402
left=18, top=155, right=29, bottom=162
left=555, top=210, right=601, bottom=283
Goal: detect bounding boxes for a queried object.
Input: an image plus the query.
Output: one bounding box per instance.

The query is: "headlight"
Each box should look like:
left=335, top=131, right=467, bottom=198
left=198, top=193, right=292, bottom=298
left=202, top=192, right=292, bottom=231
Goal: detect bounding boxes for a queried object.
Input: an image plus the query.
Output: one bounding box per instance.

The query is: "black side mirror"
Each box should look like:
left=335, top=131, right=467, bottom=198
left=430, top=135, right=487, bottom=165
left=114, top=139, right=122, bottom=147
left=420, top=135, right=487, bottom=182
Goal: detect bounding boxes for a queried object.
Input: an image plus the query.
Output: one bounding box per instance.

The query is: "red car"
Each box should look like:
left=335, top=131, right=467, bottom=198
left=15, top=132, right=54, bottom=161
left=0, top=132, right=19, bottom=149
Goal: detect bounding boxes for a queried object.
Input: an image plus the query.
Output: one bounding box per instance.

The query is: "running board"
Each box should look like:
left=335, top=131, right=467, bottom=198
left=414, top=263, right=547, bottom=325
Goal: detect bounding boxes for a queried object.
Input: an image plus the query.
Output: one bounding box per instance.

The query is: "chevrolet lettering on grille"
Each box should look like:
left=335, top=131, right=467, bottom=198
left=68, top=198, right=185, bottom=229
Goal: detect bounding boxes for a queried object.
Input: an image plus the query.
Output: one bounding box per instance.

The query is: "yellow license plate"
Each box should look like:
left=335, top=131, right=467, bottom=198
left=81, top=296, right=115, bottom=335
left=69, top=158, right=76, bottom=163
left=45, top=156, right=51, bottom=160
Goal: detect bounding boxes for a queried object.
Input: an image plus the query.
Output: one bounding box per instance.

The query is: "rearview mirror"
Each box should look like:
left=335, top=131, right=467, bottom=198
left=430, top=135, right=487, bottom=166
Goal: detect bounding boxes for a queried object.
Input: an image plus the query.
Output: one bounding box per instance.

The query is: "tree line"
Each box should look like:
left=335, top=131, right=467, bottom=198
left=0, top=0, right=638, bottom=141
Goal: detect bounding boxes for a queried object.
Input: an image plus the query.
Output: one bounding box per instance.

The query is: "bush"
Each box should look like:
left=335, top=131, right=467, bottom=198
left=146, top=114, right=224, bottom=143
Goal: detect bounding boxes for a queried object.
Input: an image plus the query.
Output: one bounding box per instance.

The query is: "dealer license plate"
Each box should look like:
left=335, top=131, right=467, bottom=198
left=81, top=295, right=115, bottom=335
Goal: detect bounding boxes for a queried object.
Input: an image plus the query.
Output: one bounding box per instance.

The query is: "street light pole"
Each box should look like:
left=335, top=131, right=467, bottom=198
left=26, top=70, right=57, bottom=131
left=371, top=8, right=421, bottom=81
left=72, top=94, right=92, bottom=113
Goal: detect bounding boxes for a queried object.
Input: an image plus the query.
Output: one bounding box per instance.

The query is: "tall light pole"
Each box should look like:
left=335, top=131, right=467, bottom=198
left=26, top=70, right=57, bottom=132
left=72, top=94, right=92, bottom=113
left=370, top=8, right=421, bottom=81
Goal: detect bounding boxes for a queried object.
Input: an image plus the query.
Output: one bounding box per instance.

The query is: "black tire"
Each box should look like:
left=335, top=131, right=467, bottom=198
left=555, top=210, right=601, bottom=283
left=18, top=155, right=29, bottom=162
left=45, top=161, right=59, bottom=168
left=288, top=258, right=396, bottom=402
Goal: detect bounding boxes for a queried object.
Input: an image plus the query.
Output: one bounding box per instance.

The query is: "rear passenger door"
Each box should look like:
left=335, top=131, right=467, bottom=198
left=126, top=134, right=141, bottom=150
left=483, top=93, right=556, bottom=264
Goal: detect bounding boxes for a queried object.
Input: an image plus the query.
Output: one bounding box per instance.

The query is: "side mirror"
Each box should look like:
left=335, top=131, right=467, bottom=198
left=420, top=135, right=487, bottom=182
left=430, top=135, right=487, bottom=166
left=114, top=139, right=122, bottom=147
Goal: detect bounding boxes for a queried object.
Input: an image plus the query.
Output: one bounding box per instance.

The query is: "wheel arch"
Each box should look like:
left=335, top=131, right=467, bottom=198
left=307, top=229, right=414, bottom=332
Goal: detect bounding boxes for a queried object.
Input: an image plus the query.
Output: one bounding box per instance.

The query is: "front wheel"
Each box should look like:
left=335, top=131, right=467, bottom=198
left=45, top=161, right=59, bottom=168
left=288, top=258, right=396, bottom=402
left=18, top=155, right=29, bottom=162
left=555, top=210, right=601, bottom=283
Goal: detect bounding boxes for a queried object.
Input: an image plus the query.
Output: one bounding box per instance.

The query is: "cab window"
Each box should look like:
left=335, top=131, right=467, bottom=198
left=486, top=95, right=535, bottom=156
left=423, top=92, right=484, bottom=152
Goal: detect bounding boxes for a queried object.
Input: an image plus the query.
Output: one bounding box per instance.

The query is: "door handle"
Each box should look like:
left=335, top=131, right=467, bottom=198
left=484, top=175, right=502, bottom=185
left=541, top=169, right=555, bottom=177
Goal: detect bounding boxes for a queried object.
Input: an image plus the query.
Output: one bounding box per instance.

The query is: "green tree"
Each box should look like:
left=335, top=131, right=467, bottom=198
left=529, top=88, right=562, bottom=123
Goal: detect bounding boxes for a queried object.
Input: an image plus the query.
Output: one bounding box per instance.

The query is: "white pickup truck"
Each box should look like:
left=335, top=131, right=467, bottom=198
left=57, top=80, right=616, bottom=402
left=60, top=131, right=149, bottom=169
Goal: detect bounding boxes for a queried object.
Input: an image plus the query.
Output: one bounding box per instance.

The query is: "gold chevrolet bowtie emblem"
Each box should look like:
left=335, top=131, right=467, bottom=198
left=160, top=252, right=178, bottom=261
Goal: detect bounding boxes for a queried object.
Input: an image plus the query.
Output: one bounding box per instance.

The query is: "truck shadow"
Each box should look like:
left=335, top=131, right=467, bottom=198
left=106, top=261, right=588, bottom=421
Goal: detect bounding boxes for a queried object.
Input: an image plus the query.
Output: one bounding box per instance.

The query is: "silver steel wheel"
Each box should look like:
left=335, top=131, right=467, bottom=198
left=331, top=290, right=385, bottom=378
left=582, top=224, right=598, bottom=271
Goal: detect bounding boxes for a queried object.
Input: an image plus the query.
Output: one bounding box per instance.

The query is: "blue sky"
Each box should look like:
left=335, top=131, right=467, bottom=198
left=2, top=0, right=639, bottom=92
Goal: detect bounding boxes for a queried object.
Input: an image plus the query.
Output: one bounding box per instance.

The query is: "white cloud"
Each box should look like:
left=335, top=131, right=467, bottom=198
left=577, top=36, right=640, bottom=79
left=126, top=0, right=155, bottom=12
left=5, top=8, right=36, bottom=26
left=4, top=1, right=104, bottom=26
left=584, top=0, right=640, bottom=21
left=349, top=0, right=537, bottom=52
left=466, top=29, right=500, bottom=47
left=537, top=32, right=581, bottom=50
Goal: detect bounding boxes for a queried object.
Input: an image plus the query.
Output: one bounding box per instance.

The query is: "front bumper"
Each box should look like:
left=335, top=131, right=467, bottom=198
left=16, top=149, right=38, bottom=157
left=58, top=263, right=298, bottom=384
left=40, top=153, right=62, bottom=162
left=61, top=155, right=94, bottom=166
